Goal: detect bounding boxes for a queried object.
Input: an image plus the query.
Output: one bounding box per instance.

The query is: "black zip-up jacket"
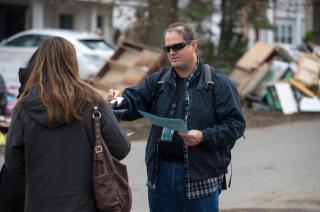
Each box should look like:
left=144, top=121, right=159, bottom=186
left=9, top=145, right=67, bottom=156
left=5, top=88, right=131, bottom=212
left=0, top=74, right=7, bottom=114
left=120, top=62, right=245, bottom=185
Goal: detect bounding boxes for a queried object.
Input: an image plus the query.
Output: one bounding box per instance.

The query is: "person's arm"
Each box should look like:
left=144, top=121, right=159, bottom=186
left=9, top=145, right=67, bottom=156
left=201, top=75, right=246, bottom=150
left=99, top=101, right=131, bottom=160
left=4, top=108, right=25, bottom=175
left=108, top=73, right=159, bottom=121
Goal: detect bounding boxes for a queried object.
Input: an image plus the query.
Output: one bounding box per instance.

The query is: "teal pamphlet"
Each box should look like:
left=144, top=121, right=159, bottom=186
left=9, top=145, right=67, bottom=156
left=138, top=110, right=188, bottom=132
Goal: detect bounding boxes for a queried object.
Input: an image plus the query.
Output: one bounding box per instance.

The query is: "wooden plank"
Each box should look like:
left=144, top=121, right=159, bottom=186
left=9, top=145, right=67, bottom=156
left=289, top=79, right=315, bottom=97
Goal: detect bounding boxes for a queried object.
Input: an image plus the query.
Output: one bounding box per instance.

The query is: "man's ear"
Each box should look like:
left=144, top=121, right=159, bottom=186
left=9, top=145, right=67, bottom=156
left=191, top=40, right=198, bottom=51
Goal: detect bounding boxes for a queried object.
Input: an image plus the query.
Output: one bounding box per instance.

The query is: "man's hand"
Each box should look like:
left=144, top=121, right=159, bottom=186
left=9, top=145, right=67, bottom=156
left=106, top=89, right=121, bottom=103
left=178, top=130, right=203, bottom=146
left=93, top=88, right=107, bottom=98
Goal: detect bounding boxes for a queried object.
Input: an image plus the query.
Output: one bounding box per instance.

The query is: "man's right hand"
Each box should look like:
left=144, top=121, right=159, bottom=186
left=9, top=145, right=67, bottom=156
left=106, top=89, right=121, bottom=103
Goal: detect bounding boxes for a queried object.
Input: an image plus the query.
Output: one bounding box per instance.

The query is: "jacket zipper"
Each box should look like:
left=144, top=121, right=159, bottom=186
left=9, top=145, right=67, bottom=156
left=151, top=138, right=160, bottom=189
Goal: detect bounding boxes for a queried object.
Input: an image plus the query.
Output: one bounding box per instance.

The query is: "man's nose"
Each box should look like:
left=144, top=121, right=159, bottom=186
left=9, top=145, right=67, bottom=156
left=168, top=48, right=176, bottom=54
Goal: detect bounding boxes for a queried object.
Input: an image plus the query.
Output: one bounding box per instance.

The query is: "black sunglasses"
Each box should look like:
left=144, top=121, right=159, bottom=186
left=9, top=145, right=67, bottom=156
left=162, top=40, right=193, bottom=53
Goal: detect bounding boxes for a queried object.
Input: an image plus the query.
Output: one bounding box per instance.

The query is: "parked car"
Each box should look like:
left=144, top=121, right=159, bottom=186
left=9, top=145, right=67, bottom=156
left=0, top=29, right=114, bottom=88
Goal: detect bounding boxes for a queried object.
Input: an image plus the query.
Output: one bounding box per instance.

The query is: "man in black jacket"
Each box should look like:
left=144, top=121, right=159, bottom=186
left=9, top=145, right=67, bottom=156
left=107, top=22, right=246, bottom=211
left=0, top=74, right=7, bottom=115
left=0, top=73, right=25, bottom=212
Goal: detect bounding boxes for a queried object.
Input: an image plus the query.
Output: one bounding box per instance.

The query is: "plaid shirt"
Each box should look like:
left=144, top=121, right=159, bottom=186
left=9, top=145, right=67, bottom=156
left=172, top=61, right=224, bottom=200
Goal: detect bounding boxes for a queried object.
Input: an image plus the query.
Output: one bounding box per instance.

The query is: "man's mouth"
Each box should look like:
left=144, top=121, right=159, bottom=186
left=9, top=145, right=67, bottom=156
left=170, top=57, right=178, bottom=61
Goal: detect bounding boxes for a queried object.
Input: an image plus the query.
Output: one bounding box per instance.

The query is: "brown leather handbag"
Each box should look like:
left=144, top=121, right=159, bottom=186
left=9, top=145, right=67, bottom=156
left=92, top=106, right=132, bottom=212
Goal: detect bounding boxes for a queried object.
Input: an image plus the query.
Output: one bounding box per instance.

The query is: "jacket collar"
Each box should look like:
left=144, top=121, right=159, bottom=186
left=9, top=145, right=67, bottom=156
left=158, top=58, right=205, bottom=89
left=163, top=57, right=202, bottom=84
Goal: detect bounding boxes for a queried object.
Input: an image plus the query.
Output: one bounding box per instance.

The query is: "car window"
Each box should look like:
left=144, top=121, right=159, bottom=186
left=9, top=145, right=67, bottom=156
left=6, top=34, right=51, bottom=47
left=79, top=39, right=113, bottom=51
left=33, top=35, right=52, bottom=46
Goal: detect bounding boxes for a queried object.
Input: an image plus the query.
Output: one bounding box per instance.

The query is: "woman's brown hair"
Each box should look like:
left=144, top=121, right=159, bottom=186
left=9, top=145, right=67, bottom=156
left=20, top=37, right=103, bottom=123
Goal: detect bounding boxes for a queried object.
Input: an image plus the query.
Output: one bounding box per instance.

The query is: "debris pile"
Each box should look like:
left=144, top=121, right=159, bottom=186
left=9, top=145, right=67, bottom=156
left=229, top=42, right=320, bottom=114
left=90, top=40, right=165, bottom=91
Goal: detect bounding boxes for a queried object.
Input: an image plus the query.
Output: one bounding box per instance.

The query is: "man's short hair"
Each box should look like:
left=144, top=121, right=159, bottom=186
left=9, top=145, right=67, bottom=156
left=163, top=22, right=195, bottom=42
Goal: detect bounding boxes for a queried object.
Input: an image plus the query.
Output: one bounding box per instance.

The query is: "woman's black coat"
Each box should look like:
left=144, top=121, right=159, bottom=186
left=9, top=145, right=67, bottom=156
left=5, top=88, right=131, bottom=212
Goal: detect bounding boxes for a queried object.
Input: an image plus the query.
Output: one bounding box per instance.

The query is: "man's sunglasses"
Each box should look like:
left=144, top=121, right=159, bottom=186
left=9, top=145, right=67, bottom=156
left=162, top=40, right=193, bottom=53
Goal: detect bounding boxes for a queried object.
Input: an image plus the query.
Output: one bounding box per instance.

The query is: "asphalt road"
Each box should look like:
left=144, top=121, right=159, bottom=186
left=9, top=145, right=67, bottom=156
left=122, top=120, right=320, bottom=212
left=1, top=120, right=320, bottom=211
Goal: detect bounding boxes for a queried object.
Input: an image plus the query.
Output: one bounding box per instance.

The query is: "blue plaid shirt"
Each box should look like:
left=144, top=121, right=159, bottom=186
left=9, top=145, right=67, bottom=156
left=171, top=61, right=224, bottom=200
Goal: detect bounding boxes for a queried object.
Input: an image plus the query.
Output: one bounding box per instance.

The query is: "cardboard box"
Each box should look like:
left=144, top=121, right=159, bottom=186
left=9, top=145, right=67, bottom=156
left=91, top=40, right=165, bottom=91
left=230, top=64, right=270, bottom=99
left=236, top=42, right=276, bottom=72
left=294, top=53, right=320, bottom=86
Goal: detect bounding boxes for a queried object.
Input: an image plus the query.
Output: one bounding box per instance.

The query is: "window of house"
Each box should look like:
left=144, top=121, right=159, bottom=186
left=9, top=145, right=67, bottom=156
left=280, top=25, right=286, bottom=43
left=59, top=14, right=73, bottom=29
left=97, top=15, right=103, bottom=29
left=287, top=25, right=292, bottom=43
left=275, top=24, right=293, bottom=44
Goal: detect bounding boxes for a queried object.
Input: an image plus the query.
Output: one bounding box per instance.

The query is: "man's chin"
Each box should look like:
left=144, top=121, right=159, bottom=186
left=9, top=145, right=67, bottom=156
left=170, top=61, right=181, bottom=68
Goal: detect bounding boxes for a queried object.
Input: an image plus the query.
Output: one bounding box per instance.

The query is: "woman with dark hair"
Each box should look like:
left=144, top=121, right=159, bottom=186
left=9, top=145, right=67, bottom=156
left=4, top=37, right=131, bottom=212
left=17, top=49, right=39, bottom=98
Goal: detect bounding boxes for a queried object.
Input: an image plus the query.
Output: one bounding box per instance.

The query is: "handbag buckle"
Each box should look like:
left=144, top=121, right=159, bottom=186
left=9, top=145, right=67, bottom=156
left=92, top=111, right=101, bottom=119
left=95, top=145, right=103, bottom=153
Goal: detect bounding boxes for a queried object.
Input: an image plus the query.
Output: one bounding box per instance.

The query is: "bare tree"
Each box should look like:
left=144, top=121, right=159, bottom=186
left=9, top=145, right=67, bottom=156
left=124, top=0, right=178, bottom=47
left=312, top=0, right=320, bottom=44
left=218, top=0, right=248, bottom=66
left=145, top=0, right=178, bottom=47
left=245, top=0, right=271, bottom=42
left=217, top=0, right=271, bottom=67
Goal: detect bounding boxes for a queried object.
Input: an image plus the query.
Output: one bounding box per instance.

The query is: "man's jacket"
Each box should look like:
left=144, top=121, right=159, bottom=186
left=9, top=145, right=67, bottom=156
left=0, top=74, right=7, bottom=114
left=120, top=62, right=246, bottom=184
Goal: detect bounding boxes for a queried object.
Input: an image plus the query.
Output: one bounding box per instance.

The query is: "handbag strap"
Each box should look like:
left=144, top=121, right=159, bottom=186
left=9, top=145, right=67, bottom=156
left=92, top=105, right=115, bottom=171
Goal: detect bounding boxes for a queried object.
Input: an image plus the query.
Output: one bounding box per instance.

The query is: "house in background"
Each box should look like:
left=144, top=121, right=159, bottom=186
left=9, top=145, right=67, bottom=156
left=0, top=0, right=115, bottom=42
left=211, top=0, right=312, bottom=48
left=249, top=0, right=313, bottom=47
left=0, top=0, right=313, bottom=48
